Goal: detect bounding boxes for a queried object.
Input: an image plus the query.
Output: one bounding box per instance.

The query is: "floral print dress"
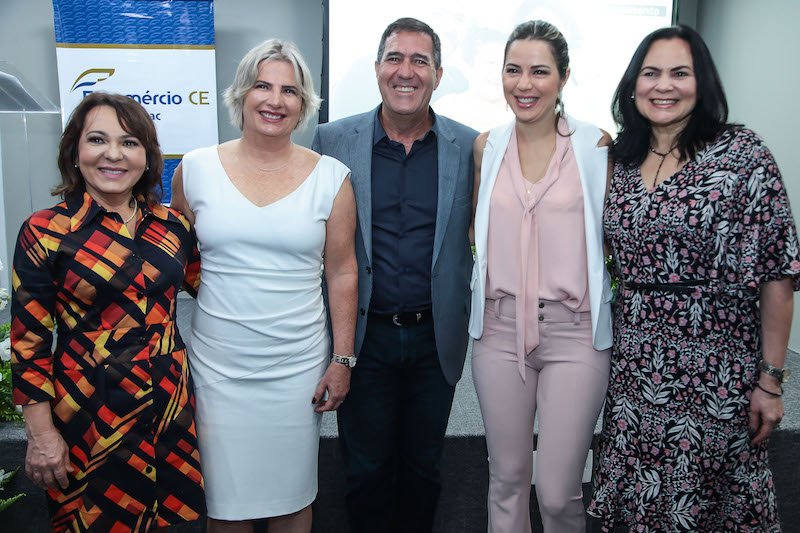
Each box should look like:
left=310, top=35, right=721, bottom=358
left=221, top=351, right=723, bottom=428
left=588, top=128, right=800, bottom=532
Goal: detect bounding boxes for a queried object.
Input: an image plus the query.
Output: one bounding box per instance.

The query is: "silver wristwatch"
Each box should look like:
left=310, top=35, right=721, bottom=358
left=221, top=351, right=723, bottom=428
left=759, top=360, right=791, bottom=383
left=332, top=353, right=357, bottom=368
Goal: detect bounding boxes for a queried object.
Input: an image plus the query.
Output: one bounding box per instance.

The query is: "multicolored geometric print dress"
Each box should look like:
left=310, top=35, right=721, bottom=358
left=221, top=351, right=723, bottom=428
left=589, top=128, right=800, bottom=532
left=11, top=192, right=204, bottom=532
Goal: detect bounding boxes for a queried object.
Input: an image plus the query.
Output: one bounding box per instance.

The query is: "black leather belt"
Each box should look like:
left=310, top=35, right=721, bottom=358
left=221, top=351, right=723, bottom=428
left=624, top=280, right=709, bottom=294
left=370, top=308, right=432, bottom=326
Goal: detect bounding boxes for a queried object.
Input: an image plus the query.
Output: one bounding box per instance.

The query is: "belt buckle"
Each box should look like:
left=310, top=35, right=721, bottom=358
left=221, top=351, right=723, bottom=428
left=391, top=312, right=423, bottom=326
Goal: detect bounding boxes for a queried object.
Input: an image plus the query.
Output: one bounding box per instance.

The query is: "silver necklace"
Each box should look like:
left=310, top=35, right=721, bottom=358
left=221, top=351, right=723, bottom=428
left=256, top=160, right=291, bottom=173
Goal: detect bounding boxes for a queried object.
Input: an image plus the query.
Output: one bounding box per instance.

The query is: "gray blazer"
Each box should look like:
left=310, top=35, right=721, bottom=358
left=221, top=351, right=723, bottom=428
left=313, top=107, right=478, bottom=385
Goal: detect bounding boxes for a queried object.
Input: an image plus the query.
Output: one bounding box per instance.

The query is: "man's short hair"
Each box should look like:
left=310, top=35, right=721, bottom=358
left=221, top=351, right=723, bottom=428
left=376, top=17, right=442, bottom=69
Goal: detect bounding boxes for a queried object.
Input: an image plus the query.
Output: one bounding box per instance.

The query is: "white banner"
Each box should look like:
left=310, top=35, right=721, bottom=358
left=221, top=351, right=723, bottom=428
left=52, top=0, right=218, bottom=201
left=56, top=47, right=218, bottom=154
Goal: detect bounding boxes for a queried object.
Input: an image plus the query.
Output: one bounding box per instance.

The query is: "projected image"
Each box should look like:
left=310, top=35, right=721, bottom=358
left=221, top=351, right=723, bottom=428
left=327, top=0, right=674, bottom=133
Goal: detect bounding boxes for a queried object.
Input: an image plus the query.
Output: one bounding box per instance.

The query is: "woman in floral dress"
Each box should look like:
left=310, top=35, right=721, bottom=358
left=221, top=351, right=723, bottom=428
left=588, top=25, right=798, bottom=531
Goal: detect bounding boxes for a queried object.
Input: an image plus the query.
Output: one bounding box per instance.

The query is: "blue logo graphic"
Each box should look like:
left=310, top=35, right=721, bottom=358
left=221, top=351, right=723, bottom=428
left=70, top=68, right=115, bottom=92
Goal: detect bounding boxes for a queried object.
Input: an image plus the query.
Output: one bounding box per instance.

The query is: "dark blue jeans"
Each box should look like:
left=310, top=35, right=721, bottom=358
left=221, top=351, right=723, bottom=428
left=338, top=315, right=456, bottom=533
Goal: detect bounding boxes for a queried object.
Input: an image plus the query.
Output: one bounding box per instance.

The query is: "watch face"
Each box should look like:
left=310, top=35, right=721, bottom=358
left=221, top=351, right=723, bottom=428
left=760, top=360, right=790, bottom=383
left=334, top=355, right=356, bottom=368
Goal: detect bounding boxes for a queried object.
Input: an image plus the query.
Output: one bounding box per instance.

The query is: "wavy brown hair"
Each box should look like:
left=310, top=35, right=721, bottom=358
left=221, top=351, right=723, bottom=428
left=55, top=92, right=163, bottom=205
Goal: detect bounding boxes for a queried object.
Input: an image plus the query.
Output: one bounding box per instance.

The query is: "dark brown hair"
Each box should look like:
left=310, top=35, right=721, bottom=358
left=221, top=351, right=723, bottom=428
left=611, top=25, right=731, bottom=166
left=55, top=92, right=163, bottom=205
left=504, top=20, right=571, bottom=132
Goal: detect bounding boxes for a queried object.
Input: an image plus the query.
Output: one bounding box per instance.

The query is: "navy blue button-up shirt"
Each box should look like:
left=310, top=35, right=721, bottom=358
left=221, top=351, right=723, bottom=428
left=369, top=113, right=438, bottom=314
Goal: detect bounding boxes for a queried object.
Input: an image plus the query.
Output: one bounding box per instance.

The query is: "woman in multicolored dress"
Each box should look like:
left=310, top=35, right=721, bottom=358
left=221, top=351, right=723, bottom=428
left=11, top=92, right=204, bottom=531
left=588, top=25, right=798, bottom=532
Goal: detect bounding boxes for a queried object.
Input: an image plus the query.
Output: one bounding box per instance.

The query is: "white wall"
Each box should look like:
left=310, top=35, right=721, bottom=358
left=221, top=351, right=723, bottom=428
left=0, top=1, right=63, bottom=283
left=213, top=0, right=323, bottom=147
left=697, top=0, right=800, bottom=350
left=676, top=0, right=698, bottom=27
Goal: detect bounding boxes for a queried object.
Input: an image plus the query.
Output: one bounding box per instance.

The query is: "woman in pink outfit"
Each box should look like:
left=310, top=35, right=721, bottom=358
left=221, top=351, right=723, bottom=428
left=469, top=20, right=613, bottom=533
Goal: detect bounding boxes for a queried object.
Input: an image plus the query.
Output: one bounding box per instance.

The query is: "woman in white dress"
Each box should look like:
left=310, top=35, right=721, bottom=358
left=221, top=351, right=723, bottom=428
left=171, top=39, right=357, bottom=533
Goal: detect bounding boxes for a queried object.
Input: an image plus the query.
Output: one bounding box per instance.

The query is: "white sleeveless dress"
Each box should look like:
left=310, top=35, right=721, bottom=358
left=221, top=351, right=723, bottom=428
left=181, top=146, right=350, bottom=519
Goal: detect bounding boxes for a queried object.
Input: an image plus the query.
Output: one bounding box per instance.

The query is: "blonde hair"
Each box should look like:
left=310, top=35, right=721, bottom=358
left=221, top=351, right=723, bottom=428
left=224, top=39, right=321, bottom=130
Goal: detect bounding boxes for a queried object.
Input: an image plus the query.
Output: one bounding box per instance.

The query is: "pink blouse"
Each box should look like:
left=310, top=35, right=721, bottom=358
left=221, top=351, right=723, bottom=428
left=486, top=122, right=590, bottom=371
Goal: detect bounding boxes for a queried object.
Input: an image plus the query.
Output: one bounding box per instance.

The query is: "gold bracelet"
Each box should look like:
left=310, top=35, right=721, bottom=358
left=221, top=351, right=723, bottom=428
left=332, top=352, right=355, bottom=358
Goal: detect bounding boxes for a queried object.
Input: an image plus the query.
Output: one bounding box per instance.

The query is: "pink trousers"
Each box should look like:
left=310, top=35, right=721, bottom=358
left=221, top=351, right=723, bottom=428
left=472, top=298, right=610, bottom=533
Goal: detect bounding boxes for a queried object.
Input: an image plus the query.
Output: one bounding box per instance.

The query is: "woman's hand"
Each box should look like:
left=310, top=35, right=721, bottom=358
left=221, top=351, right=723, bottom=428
left=23, top=402, right=72, bottom=490
left=748, top=383, right=784, bottom=445
left=26, top=428, right=72, bottom=489
left=312, top=363, right=351, bottom=413
left=751, top=278, right=792, bottom=445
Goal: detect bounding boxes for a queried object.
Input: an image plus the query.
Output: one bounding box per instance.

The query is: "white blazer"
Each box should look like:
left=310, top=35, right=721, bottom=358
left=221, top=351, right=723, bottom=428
left=468, top=115, right=613, bottom=350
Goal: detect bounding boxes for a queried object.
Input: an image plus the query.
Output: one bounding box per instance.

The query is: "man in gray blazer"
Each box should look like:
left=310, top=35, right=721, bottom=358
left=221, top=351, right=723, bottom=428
left=313, top=17, right=477, bottom=533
